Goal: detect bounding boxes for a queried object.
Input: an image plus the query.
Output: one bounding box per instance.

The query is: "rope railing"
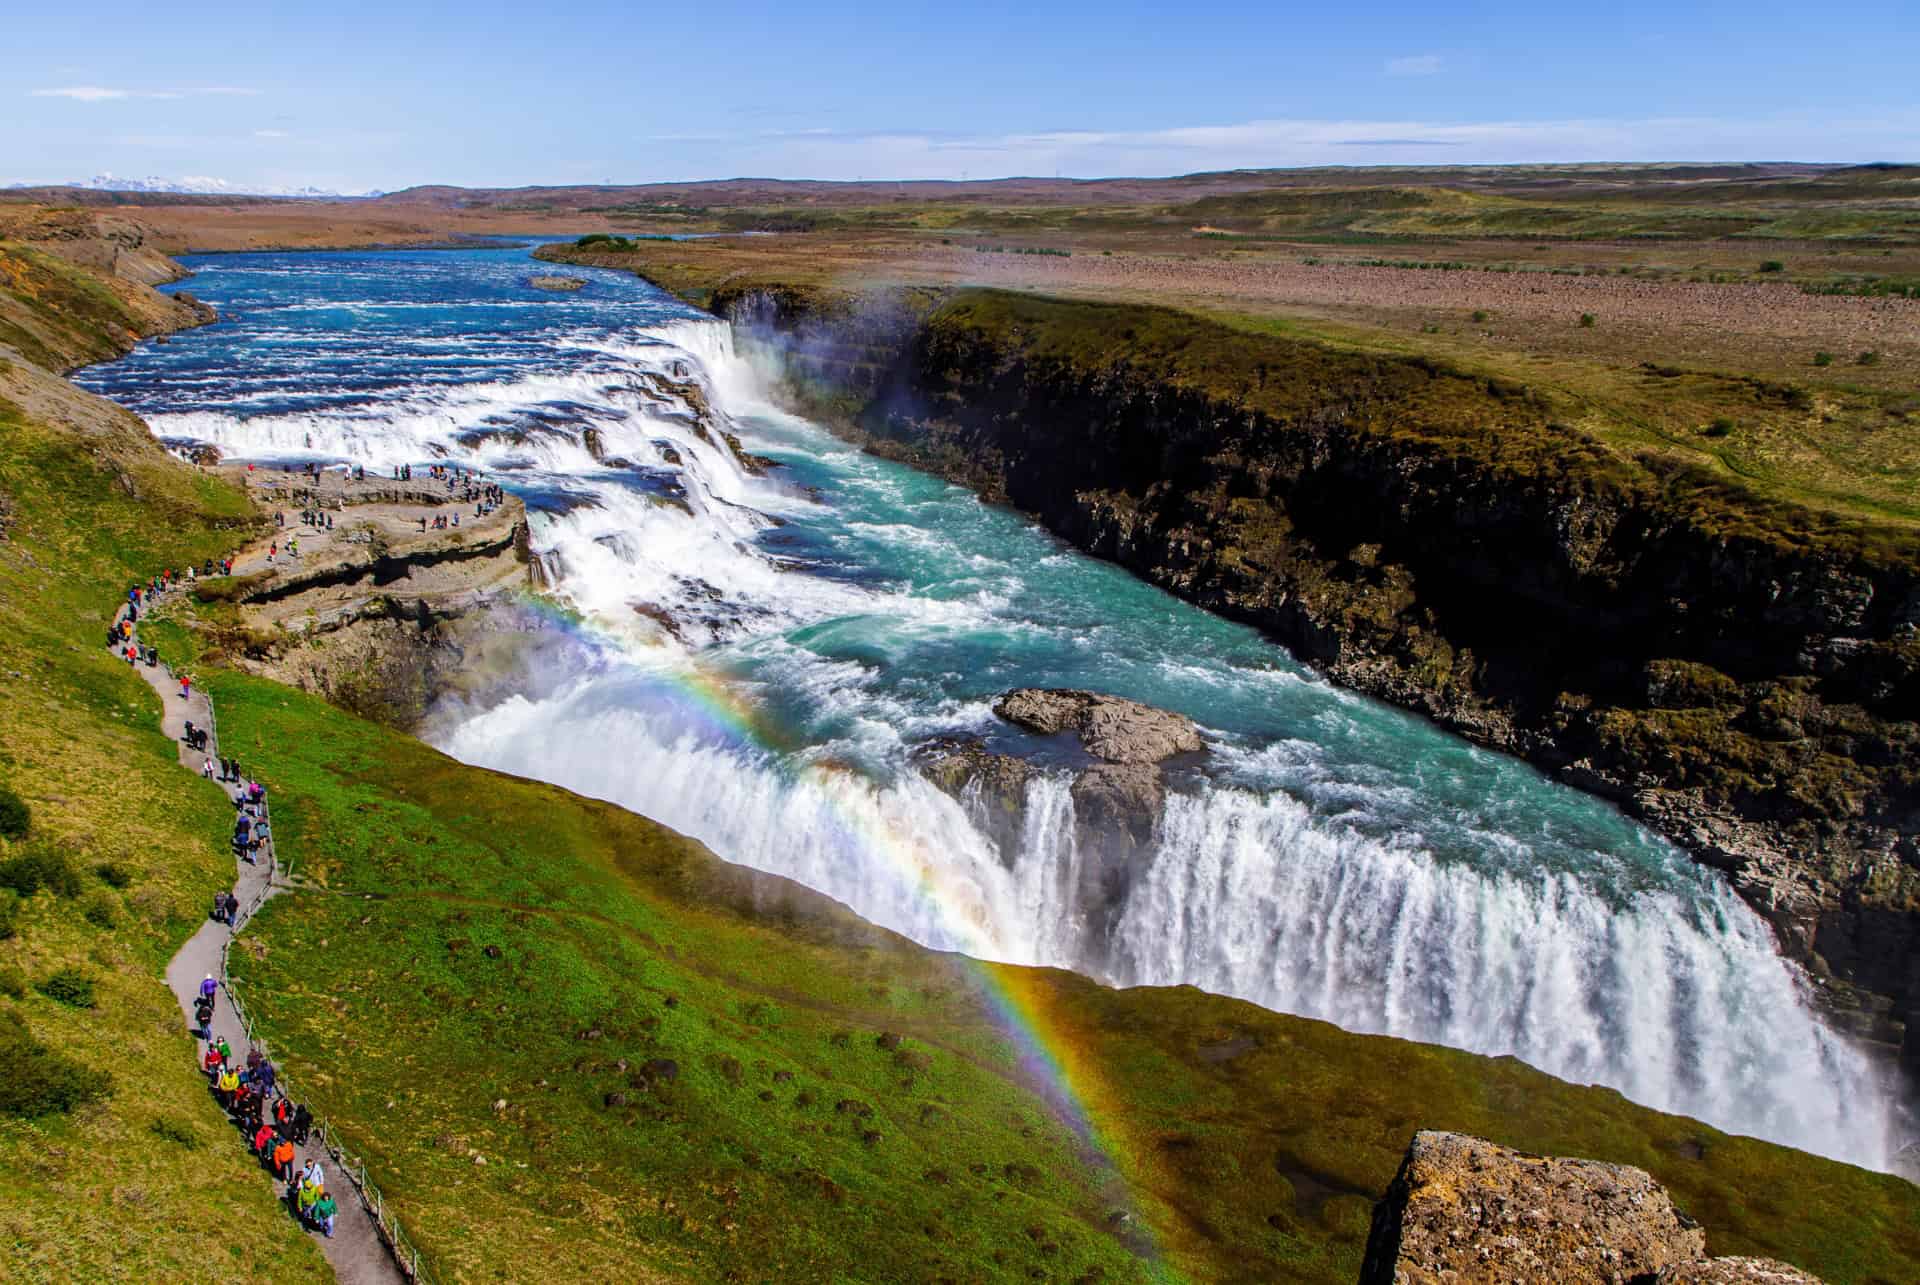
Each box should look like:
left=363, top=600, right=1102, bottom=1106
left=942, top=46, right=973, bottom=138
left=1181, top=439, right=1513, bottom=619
left=123, top=580, right=434, bottom=1283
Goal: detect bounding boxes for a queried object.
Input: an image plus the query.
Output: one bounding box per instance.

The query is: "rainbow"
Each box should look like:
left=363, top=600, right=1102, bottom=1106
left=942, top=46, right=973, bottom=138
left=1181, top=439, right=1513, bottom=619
left=503, top=591, right=1162, bottom=1253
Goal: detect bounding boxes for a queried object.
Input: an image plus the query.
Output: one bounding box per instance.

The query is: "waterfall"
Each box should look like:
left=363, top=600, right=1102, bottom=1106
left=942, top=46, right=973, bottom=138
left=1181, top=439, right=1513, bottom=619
left=116, top=272, right=1904, bottom=1175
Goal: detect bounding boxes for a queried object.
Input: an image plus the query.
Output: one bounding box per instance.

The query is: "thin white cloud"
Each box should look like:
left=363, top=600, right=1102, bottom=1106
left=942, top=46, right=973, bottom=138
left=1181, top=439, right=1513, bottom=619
left=33, top=87, right=147, bottom=101
left=30, top=85, right=260, bottom=101
left=656, top=110, right=1920, bottom=182
left=1386, top=55, right=1443, bottom=77
left=253, top=129, right=290, bottom=139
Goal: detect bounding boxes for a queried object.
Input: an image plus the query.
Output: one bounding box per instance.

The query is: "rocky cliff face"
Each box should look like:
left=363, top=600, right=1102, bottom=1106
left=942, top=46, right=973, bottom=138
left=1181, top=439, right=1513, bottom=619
left=719, top=286, right=1920, bottom=1062
left=1359, top=1131, right=1821, bottom=1285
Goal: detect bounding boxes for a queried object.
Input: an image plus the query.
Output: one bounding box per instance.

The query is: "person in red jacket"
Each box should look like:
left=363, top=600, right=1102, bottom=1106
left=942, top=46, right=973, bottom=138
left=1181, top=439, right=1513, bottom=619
left=253, top=1122, right=275, bottom=1156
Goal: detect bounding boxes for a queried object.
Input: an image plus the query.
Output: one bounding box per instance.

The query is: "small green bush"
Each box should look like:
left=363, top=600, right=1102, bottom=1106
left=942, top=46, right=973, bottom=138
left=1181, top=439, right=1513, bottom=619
left=1704, top=418, right=1735, bottom=438
left=0, top=1012, right=108, bottom=1116
left=0, top=845, right=82, bottom=898
left=149, top=1116, right=200, bottom=1148
left=1759, top=260, right=1785, bottom=273
left=1471, top=309, right=1489, bottom=323
left=83, top=895, right=117, bottom=930
left=1813, top=351, right=1834, bottom=367
left=0, top=963, right=25, bottom=998
left=0, top=783, right=27, bottom=840
left=1857, top=350, right=1882, bottom=366
left=1578, top=313, right=1596, bottom=328
left=35, top=967, right=96, bottom=1009
left=93, top=861, right=133, bottom=889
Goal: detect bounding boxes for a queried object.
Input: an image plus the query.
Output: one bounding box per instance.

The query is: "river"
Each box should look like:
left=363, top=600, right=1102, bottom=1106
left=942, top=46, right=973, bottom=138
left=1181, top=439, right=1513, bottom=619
left=78, top=241, right=1900, bottom=1171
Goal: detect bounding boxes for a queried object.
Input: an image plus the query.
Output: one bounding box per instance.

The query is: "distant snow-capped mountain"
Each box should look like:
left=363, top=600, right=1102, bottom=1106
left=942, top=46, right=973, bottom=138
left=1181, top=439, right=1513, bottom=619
left=23, top=173, right=381, bottom=198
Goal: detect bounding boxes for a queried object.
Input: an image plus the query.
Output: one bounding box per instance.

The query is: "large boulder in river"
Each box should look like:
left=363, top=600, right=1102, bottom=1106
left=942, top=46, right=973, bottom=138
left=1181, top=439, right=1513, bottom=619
left=1358, top=1132, right=1821, bottom=1285
left=993, top=688, right=1203, bottom=764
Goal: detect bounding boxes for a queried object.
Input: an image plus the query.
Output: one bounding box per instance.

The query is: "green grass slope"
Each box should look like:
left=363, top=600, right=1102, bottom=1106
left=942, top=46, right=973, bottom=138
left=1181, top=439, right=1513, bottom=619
left=170, top=636, right=1920, bottom=1283
left=0, top=392, right=326, bottom=1281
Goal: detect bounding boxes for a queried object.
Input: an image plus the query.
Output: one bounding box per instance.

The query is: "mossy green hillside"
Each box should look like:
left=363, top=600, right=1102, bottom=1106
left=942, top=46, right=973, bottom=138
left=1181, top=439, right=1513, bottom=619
left=0, top=394, right=326, bottom=1281
left=0, top=239, right=202, bottom=373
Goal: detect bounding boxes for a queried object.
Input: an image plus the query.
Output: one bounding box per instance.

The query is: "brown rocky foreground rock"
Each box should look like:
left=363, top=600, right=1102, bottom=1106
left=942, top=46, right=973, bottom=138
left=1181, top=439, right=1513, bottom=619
left=1358, top=1132, right=1821, bottom=1285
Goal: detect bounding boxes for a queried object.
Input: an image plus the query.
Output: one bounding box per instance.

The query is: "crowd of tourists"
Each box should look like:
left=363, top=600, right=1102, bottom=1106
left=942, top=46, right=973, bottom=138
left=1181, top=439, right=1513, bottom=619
left=107, top=581, right=348, bottom=1248
left=198, top=1013, right=337, bottom=1236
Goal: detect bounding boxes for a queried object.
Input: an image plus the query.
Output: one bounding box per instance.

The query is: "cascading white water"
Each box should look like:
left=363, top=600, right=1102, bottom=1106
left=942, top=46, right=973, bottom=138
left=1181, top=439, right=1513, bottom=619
left=122, top=267, right=1904, bottom=1175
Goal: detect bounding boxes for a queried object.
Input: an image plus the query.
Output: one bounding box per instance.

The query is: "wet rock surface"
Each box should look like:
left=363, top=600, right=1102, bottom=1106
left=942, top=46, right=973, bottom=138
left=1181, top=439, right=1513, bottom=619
left=994, top=688, right=1205, bottom=764
left=910, top=736, right=1033, bottom=864
left=1358, top=1132, right=1822, bottom=1285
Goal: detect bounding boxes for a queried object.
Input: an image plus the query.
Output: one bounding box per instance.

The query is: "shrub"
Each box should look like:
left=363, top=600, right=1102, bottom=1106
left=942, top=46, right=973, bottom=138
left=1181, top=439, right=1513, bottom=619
left=0, top=963, right=25, bottom=998
left=93, top=861, right=133, bottom=889
left=149, top=1116, right=201, bottom=1148
left=1759, top=260, right=1785, bottom=273
left=1813, top=351, right=1834, bottom=367
left=1578, top=313, right=1596, bottom=328
left=0, top=1013, right=108, bottom=1116
left=83, top=895, right=117, bottom=930
left=0, top=889, right=17, bottom=941
left=1471, top=309, right=1489, bottom=323
left=0, top=845, right=81, bottom=898
left=1857, top=350, right=1882, bottom=366
left=35, top=967, right=96, bottom=1008
left=1704, top=418, right=1735, bottom=438
left=0, top=783, right=27, bottom=840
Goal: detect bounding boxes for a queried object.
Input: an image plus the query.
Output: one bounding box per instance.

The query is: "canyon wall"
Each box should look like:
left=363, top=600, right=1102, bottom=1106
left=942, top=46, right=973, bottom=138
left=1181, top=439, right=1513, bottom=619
left=711, top=281, right=1920, bottom=1060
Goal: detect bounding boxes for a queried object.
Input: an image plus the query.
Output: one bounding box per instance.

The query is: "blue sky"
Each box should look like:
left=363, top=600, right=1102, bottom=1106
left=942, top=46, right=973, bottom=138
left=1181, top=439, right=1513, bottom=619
left=4, top=0, right=1916, bottom=191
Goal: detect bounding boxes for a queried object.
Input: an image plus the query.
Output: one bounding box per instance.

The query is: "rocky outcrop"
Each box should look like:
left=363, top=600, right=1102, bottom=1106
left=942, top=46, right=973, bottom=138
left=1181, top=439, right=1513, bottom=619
left=1359, top=1132, right=1820, bottom=1285
left=910, top=737, right=1033, bottom=863
left=994, top=688, right=1204, bottom=764
left=527, top=274, right=586, bottom=292
left=1659, top=1261, right=1822, bottom=1284
left=717, top=284, right=1920, bottom=1063
left=914, top=691, right=1205, bottom=948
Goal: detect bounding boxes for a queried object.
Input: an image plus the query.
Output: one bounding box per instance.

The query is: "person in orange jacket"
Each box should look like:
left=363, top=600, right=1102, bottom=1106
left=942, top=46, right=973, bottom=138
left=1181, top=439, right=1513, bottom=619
left=271, top=1136, right=296, bottom=1180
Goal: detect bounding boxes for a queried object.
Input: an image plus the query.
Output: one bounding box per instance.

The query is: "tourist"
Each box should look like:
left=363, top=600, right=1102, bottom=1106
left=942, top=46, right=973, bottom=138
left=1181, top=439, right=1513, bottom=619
left=271, top=1134, right=296, bottom=1181
left=312, top=1189, right=337, bottom=1238
left=290, top=1101, right=313, bottom=1145
left=253, top=1120, right=275, bottom=1158
left=202, top=1042, right=223, bottom=1078
left=216, top=1064, right=239, bottom=1110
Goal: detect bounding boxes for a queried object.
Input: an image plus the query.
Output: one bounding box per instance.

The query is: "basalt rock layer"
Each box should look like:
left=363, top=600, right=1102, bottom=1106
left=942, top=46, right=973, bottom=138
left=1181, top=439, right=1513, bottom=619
left=691, top=280, right=1920, bottom=1060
